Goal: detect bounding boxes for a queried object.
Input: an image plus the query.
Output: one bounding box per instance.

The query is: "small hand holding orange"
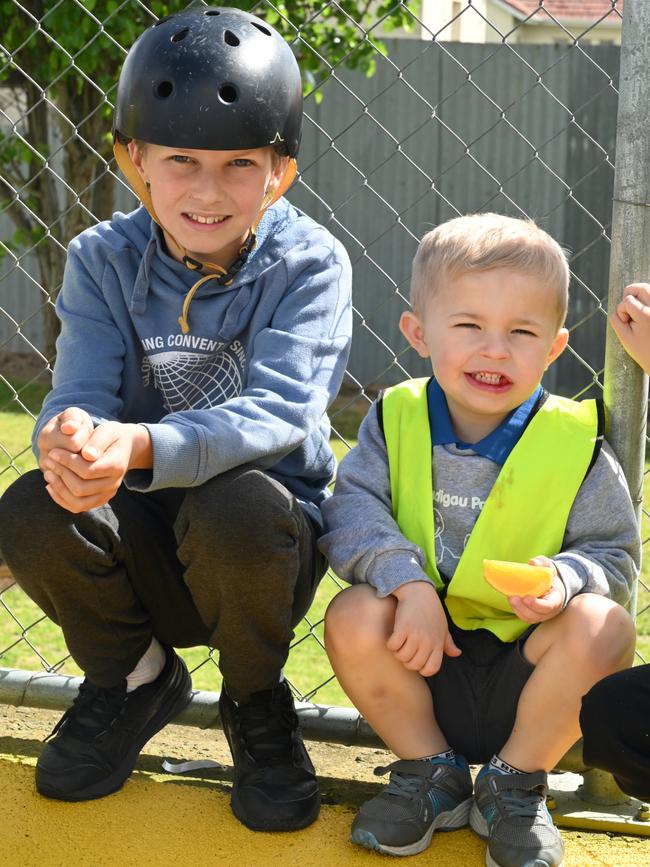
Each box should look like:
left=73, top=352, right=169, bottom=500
left=505, top=556, right=566, bottom=624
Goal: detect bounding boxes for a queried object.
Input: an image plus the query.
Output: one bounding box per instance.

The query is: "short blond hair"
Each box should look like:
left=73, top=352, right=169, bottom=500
left=410, top=213, right=569, bottom=326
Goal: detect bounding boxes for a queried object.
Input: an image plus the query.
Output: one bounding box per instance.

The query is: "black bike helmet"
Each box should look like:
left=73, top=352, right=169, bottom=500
left=113, top=6, right=302, bottom=156
left=112, top=7, right=302, bottom=323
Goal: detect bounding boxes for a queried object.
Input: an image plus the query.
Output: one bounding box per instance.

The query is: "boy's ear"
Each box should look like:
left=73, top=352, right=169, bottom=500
left=400, top=310, right=430, bottom=359
left=267, top=155, right=289, bottom=195
left=273, top=155, right=289, bottom=181
left=545, top=327, right=569, bottom=369
left=127, top=141, right=147, bottom=181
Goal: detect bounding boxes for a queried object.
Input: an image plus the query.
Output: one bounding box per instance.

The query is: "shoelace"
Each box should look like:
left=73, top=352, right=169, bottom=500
left=374, top=760, right=431, bottom=800
left=45, top=680, right=127, bottom=743
left=238, top=688, right=298, bottom=766
left=497, top=785, right=546, bottom=820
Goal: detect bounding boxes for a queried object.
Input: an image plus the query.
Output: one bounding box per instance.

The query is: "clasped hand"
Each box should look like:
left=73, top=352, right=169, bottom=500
left=37, top=407, right=151, bottom=513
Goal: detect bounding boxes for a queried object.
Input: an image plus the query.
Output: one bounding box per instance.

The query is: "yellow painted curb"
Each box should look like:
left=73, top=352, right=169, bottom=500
left=0, top=753, right=647, bottom=866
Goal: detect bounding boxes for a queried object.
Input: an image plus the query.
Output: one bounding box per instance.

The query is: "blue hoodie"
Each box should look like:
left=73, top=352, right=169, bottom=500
left=35, top=199, right=353, bottom=524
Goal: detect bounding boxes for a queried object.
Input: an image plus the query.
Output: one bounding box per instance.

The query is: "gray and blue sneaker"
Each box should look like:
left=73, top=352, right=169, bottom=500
left=351, top=756, right=473, bottom=856
left=470, top=766, right=564, bottom=867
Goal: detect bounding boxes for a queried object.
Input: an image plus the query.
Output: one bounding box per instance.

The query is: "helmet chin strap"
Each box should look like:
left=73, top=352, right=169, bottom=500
left=113, top=141, right=297, bottom=333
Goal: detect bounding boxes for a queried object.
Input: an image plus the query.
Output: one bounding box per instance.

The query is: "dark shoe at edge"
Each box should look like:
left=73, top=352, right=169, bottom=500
left=36, top=647, right=192, bottom=801
left=219, top=680, right=320, bottom=831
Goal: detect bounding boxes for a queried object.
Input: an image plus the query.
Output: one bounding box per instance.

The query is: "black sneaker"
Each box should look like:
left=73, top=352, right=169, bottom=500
left=219, top=680, right=320, bottom=831
left=36, top=647, right=192, bottom=801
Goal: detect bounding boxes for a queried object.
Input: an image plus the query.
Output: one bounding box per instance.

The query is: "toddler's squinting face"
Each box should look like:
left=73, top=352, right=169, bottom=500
left=401, top=267, right=568, bottom=442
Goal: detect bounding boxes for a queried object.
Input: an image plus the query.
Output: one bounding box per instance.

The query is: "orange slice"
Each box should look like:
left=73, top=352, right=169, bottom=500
left=483, top=559, right=553, bottom=598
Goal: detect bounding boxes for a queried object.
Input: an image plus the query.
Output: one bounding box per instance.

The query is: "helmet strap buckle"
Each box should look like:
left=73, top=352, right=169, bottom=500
left=183, top=255, right=204, bottom=271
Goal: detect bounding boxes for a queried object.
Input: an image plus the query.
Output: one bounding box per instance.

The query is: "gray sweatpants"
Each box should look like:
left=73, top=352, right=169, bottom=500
left=0, top=467, right=325, bottom=700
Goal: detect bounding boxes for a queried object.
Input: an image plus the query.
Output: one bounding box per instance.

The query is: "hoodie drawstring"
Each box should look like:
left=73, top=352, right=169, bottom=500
left=177, top=232, right=257, bottom=334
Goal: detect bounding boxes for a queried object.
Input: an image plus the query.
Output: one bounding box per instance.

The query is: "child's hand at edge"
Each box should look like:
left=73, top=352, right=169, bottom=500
left=610, top=282, right=650, bottom=374
left=37, top=406, right=94, bottom=466
left=387, top=581, right=461, bottom=677
left=41, top=421, right=152, bottom=514
left=507, top=555, right=566, bottom=624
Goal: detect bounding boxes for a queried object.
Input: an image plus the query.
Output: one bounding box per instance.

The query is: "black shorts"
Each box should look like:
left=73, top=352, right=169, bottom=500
left=426, top=607, right=536, bottom=764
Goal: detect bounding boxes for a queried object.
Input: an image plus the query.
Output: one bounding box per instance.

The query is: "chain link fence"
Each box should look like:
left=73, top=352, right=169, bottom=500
left=1, top=0, right=648, bottom=761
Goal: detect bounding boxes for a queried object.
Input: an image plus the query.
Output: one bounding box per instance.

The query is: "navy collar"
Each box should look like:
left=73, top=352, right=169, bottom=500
left=426, top=378, right=544, bottom=466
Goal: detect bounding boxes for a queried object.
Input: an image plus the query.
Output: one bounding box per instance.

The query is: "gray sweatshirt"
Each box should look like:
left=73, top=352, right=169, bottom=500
left=319, top=400, right=639, bottom=606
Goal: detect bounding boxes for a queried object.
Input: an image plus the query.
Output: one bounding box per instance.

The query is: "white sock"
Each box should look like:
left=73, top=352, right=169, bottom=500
left=420, top=748, right=457, bottom=764
left=489, top=754, right=524, bottom=775
left=126, top=637, right=166, bottom=693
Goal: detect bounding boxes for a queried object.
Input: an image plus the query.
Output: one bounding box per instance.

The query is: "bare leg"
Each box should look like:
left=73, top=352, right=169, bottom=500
left=325, top=584, right=449, bottom=757
left=499, top=594, right=636, bottom=772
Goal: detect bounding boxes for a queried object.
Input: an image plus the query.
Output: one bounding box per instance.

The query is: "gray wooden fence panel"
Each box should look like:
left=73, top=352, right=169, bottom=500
left=0, top=249, right=47, bottom=356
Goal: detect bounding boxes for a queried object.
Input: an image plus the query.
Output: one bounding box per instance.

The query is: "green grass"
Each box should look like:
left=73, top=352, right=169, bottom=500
left=633, top=446, right=650, bottom=664
left=0, top=412, right=39, bottom=493
left=0, top=377, right=45, bottom=495
left=1, top=375, right=648, bottom=705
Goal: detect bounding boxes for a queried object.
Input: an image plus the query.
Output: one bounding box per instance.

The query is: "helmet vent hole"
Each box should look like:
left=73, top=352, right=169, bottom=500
left=155, top=80, right=174, bottom=99
left=218, top=84, right=238, bottom=104
left=171, top=28, right=189, bottom=43
left=251, top=21, right=271, bottom=36
left=204, top=9, right=220, bottom=15
left=224, top=30, right=240, bottom=46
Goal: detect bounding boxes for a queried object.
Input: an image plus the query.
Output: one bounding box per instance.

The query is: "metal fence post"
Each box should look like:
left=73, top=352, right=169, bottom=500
left=595, top=0, right=650, bottom=804
left=603, top=0, right=650, bottom=617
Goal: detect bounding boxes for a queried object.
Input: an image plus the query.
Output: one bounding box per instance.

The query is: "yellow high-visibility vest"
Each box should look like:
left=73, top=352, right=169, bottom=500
left=381, top=377, right=601, bottom=641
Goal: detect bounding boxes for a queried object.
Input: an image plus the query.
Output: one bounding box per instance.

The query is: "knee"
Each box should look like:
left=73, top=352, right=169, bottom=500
left=178, top=469, right=300, bottom=558
left=563, top=594, right=636, bottom=671
left=0, top=470, right=51, bottom=560
left=325, top=584, right=395, bottom=659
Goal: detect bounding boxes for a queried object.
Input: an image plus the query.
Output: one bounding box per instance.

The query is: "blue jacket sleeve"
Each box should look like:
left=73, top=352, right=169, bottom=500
left=32, top=240, right=128, bottom=456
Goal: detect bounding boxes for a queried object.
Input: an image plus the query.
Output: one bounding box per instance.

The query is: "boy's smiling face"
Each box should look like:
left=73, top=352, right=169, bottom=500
left=400, top=267, right=569, bottom=443
left=129, top=143, right=286, bottom=269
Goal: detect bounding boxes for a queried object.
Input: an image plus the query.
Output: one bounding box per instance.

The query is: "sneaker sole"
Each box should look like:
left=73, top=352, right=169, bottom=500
left=231, top=789, right=321, bottom=833
left=485, top=856, right=563, bottom=867
left=36, top=662, right=192, bottom=802
left=351, top=797, right=473, bottom=857
left=470, top=804, right=564, bottom=867
left=469, top=802, right=489, bottom=839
